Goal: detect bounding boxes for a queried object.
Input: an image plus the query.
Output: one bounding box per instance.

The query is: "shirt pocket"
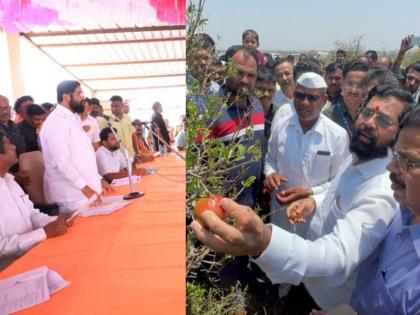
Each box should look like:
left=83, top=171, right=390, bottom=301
left=352, top=270, right=399, bottom=315
left=309, top=151, right=332, bottom=184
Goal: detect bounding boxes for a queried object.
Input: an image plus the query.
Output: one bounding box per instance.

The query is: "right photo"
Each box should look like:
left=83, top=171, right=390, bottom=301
left=186, top=0, right=420, bottom=314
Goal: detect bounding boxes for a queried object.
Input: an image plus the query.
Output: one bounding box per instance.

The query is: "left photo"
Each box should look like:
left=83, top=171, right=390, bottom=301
left=0, top=1, right=186, bottom=314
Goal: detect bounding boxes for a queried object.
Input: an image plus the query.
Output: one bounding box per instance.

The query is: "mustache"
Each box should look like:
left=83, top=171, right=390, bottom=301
left=390, top=172, right=406, bottom=188
left=356, top=127, right=377, bottom=143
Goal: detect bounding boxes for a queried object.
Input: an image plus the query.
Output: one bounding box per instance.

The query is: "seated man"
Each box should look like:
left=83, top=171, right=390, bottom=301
left=17, top=104, right=46, bottom=152
left=0, top=131, right=72, bottom=270
left=96, top=127, right=146, bottom=183
left=131, top=119, right=154, bottom=162
left=0, top=95, right=30, bottom=186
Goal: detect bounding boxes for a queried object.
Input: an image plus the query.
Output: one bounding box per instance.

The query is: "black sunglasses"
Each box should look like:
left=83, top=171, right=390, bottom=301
left=294, top=91, right=320, bottom=103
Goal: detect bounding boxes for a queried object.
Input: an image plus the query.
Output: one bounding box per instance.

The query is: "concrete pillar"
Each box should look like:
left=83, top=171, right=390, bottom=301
left=0, top=30, right=14, bottom=101
left=6, top=33, right=25, bottom=101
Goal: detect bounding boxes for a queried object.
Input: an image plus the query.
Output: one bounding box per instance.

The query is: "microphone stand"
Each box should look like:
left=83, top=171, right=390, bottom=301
left=106, top=118, right=144, bottom=200
left=144, top=122, right=185, bottom=161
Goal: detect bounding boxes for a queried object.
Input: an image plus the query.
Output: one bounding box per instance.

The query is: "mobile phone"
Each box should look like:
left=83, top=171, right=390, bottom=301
left=411, top=36, right=420, bottom=46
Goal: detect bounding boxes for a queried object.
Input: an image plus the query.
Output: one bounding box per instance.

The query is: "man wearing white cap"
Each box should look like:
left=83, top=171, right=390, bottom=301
left=264, top=72, right=350, bottom=238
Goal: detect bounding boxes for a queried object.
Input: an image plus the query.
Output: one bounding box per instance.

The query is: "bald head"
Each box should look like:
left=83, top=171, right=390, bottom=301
left=0, top=95, right=10, bottom=124
left=0, top=95, right=8, bottom=104
left=376, top=56, right=391, bottom=69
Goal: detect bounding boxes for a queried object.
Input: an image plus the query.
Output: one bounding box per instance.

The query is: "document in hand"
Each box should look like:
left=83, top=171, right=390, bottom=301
left=0, top=266, right=69, bottom=314
left=110, top=176, right=141, bottom=187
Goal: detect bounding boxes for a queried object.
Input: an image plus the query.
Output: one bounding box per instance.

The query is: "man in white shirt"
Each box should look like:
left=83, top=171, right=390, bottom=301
left=89, top=98, right=105, bottom=125
left=0, top=131, right=72, bottom=270
left=264, top=72, right=350, bottom=238
left=271, top=59, right=324, bottom=127
left=96, top=127, right=146, bottom=182
left=75, top=98, right=101, bottom=151
left=191, top=85, right=413, bottom=310
left=272, top=58, right=294, bottom=110
left=40, top=81, right=103, bottom=213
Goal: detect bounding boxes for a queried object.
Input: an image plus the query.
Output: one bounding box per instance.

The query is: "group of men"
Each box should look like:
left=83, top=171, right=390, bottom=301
left=0, top=80, right=182, bottom=271
left=189, top=32, right=420, bottom=314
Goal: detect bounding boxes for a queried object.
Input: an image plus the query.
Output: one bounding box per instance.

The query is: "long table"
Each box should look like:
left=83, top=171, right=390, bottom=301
left=0, top=154, right=185, bottom=315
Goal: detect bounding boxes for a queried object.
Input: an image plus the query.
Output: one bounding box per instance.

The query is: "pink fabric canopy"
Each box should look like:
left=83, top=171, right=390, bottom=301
left=0, top=0, right=185, bottom=33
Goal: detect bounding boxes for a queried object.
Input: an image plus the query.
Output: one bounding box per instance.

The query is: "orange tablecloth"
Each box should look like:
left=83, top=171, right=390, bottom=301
left=1, top=154, right=185, bottom=315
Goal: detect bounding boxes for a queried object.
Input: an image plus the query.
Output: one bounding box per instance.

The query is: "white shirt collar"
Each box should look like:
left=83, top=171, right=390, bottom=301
left=56, top=104, right=75, bottom=117
left=353, top=149, right=392, bottom=180
left=101, top=145, right=119, bottom=156
left=0, top=173, right=14, bottom=181
left=289, top=113, right=325, bottom=136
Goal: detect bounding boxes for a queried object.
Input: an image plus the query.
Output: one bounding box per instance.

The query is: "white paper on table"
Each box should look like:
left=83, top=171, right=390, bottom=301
left=79, top=200, right=132, bottom=218
left=0, top=266, right=70, bottom=314
left=66, top=194, right=98, bottom=222
left=100, top=195, right=125, bottom=203
left=110, top=176, right=141, bottom=187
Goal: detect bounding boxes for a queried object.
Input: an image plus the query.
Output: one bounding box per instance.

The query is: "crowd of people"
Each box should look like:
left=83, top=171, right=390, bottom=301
left=0, top=80, right=185, bottom=271
left=189, top=30, right=420, bottom=314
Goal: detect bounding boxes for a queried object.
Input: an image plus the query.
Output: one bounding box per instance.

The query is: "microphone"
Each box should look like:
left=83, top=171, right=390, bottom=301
left=140, top=121, right=152, bottom=125
left=90, top=111, right=120, bottom=122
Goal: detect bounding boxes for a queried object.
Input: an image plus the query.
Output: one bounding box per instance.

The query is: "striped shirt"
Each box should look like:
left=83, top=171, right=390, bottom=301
left=209, top=88, right=265, bottom=207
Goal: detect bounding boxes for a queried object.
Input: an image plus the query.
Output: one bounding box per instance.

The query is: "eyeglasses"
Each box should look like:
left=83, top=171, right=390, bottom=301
left=294, top=91, right=320, bottom=103
left=392, top=150, right=420, bottom=174
left=359, top=106, right=393, bottom=129
left=343, top=80, right=362, bottom=89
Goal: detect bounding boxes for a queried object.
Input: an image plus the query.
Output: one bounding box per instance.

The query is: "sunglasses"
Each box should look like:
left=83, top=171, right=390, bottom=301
left=294, top=91, right=320, bottom=103
left=359, top=106, right=393, bottom=129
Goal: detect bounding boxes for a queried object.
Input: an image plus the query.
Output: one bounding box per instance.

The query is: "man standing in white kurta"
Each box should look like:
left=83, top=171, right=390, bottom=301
left=264, top=72, right=350, bottom=238
left=40, top=81, right=102, bottom=212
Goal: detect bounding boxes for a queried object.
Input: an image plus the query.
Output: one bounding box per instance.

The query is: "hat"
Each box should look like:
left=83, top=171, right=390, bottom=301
left=297, top=72, right=327, bottom=89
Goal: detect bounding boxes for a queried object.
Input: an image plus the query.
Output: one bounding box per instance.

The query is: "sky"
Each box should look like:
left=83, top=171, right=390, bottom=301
left=196, top=0, right=420, bottom=52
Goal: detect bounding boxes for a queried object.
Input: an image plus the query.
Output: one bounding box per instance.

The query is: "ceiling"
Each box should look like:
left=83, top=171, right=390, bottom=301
left=20, top=24, right=186, bottom=99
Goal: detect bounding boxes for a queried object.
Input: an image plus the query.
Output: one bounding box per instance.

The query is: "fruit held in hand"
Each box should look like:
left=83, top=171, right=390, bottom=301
left=289, top=210, right=301, bottom=223
left=194, top=195, right=225, bottom=228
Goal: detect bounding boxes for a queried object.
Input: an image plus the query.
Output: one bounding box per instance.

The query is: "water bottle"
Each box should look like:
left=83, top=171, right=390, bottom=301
left=159, top=144, right=164, bottom=156
left=163, top=145, right=167, bottom=157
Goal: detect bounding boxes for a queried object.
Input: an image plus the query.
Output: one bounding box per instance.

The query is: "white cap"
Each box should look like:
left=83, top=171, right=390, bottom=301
left=296, top=72, right=327, bottom=89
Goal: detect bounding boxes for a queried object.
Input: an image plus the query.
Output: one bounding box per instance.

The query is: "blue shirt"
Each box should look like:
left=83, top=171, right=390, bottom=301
left=175, top=130, right=186, bottom=149
left=351, top=206, right=420, bottom=315
left=209, top=88, right=264, bottom=208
